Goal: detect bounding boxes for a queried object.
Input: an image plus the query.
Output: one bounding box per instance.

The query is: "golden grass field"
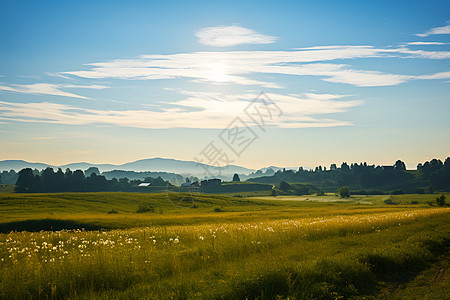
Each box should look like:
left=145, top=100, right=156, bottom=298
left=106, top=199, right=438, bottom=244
left=0, top=192, right=448, bottom=299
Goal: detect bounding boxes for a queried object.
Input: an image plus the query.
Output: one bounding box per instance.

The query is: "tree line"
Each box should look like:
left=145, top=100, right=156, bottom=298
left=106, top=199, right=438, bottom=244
left=6, top=157, right=450, bottom=193
left=14, top=167, right=172, bottom=193
left=249, top=158, right=450, bottom=193
left=0, top=170, right=18, bottom=185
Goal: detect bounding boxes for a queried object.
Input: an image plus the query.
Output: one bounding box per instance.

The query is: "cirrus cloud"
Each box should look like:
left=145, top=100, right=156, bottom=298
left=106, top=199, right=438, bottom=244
left=416, top=22, right=450, bottom=37
left=0, top=92, right=361, bottom=129
left=195, top=25, right=277, bottom=47
left=60, top=45, right=450, bottom=88
left=0, top=83, right=109, bottom=99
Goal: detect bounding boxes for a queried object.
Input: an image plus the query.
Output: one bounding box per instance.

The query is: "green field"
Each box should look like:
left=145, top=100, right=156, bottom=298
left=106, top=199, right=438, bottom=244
left=0, top=192, right=448, bottom=299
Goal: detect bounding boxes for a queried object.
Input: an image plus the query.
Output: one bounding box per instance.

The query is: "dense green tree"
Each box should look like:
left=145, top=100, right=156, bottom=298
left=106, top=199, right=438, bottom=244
left=12, top=167, right=179, bottom=193
left=15, top=168, right=35, bottom=192
left=394, top=160, right=406, bottom=171
left=246, top=158, right=449, bottom=194
left=41, top=167, right=56, bottom=192
left=341, top=162, right=350, bottom=172
left=444, top=157, right=450, bottom=170
left=338, top=187, right=350, bottom=198
left=71, top=170, right=85, bottom=191
left=85, top=173, right=109, bottom=191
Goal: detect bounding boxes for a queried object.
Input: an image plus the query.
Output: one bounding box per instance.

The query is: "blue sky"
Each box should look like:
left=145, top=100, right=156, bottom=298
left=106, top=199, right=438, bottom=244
left=0, top=0, right=449, bottom=170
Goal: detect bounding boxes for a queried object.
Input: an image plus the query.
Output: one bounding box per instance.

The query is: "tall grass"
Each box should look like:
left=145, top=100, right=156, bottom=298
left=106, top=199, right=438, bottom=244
left=1, top=207, right=448, bottom=299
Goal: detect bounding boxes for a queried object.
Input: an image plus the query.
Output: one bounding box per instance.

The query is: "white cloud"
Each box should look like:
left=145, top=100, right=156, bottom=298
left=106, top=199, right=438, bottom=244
left=406, top=41, right=447, bottom=46
left=415, top=71, right=450, bottom=80
left=61, top=84, right=109, bottom=89
left=395, top=47, right=450, bottom=59
left=0, top=83, right=107, bottom=99
left=61, top=45, right=449, bottom=88
left=195, top=25, right=277, bottom=47
left=416, top=22, right=450, bottom=37
left=321, top=69, right=411, bottom=86
left=0, top=92, right=361, bottom=129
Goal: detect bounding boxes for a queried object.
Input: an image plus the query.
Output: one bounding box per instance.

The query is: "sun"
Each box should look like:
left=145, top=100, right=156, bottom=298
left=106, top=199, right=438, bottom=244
left=207, top=62, right=230, bottom=82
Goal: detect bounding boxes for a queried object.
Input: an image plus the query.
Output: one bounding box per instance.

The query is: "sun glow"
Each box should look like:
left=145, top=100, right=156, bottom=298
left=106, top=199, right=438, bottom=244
left=207, top=62, right=230, bottom=82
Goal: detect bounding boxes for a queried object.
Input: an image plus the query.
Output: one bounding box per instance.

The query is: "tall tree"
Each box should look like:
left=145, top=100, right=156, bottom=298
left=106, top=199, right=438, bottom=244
left=394, top=160, right=406, bottom=171
left=71, top=170, right=86, bottom=191
left=15, top=168, right=35, bottom=192
left=341, top=162, right=350, bottom=172
left=41, top=167, right=56, bottom=192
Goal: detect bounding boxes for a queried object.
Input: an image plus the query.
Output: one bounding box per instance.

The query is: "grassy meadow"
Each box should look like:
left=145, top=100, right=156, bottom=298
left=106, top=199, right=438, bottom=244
left=0, top=191, right=448, bottom=299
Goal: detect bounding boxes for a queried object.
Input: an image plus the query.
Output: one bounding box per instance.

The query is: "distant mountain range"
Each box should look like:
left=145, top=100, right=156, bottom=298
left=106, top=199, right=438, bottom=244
left=0, top=158, right=258, bottom=179
left=0, top=160, right=53, bottom=171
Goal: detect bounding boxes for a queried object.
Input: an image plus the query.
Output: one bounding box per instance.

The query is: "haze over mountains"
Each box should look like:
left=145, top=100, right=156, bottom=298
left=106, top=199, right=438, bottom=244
left=0, top=158, right=263, bottom=179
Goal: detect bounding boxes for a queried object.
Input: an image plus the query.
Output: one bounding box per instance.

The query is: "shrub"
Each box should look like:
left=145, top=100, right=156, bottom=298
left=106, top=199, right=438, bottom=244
left=214, top=207, right=223, bottom=212
left=136, top=204, right=156, bottom=213
left=436, top=194, right=446, bottom=206
left=384, top=198, right=397, bottom=205
left=107, top=209, right=118, bottom=214
left=338, top=187, right=350, bottom=198
left=294, top=186, right=310, bottom=196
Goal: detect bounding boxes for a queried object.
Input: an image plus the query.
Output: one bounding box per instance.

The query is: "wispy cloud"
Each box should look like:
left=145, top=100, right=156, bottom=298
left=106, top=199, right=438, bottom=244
left=415, top=71, right=450, bottom=80
left=60, top=45, right=449, bottom=88
left=406, top=41, right=448, bottom=46
left=0, top=83, right=108, bottom=99
left=196, top=25, right=277, bottom=47
left=61, top=84, right=109, bottom=89
left=395, top=47, right=450, bottom=59
left=0, top=92, right=361, bottom=129
left=416, top=22, right=450, bottom=37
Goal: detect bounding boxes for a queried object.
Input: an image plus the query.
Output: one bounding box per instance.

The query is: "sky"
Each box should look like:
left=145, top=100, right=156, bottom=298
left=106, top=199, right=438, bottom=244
left=0, top=0, right=449, bottom=170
